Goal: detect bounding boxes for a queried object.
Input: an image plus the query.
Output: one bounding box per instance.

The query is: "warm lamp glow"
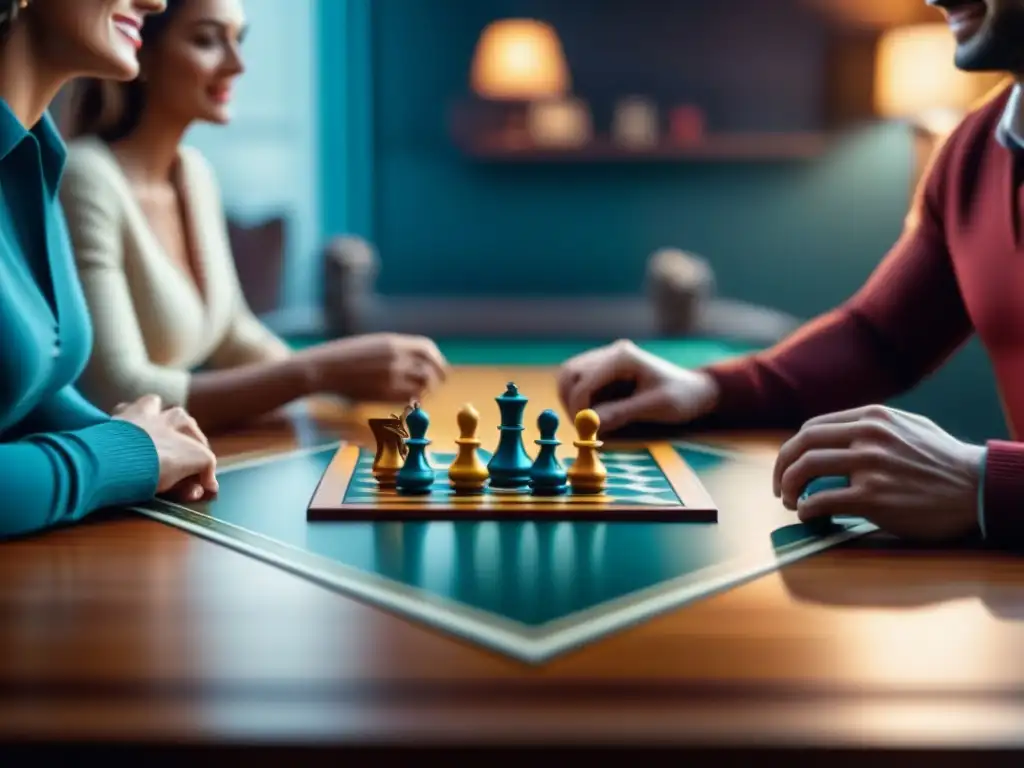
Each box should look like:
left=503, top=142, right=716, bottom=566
left=470, top=19, right=570, bottom=100
left=875, top=23, right=1004, bottom=133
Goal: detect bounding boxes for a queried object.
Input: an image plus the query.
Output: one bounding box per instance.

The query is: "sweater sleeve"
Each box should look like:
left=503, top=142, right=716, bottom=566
left=5, top=384, right=109, bottom=437
left=694, top=132, right=972, bottom=431
left=0, top=419, right=159, bottom=539
left=60, top=153, right=191, bottom=412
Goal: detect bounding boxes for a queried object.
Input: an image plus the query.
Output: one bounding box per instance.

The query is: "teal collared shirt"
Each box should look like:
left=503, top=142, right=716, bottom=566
left=0, top=98, right=159, bottom=538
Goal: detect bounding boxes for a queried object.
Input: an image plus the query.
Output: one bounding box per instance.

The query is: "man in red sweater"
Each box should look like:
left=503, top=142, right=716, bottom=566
left=557, top=0, right=1024, bottom=547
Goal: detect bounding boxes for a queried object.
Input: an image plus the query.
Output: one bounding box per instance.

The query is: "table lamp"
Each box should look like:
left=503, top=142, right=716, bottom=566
left=874, top=23, right=1005, bottom=187
left=467, top=19, right=573, bottom=149
left=471, top=19, right=569, bottom=101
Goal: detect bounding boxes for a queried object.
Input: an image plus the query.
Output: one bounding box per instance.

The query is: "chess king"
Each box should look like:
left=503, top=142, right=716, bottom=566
left=486, top=383, right=534, bottom=490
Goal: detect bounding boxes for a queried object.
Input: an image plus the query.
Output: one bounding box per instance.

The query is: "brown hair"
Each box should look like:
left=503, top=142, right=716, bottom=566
left=64, top=0, right=186, bottom=142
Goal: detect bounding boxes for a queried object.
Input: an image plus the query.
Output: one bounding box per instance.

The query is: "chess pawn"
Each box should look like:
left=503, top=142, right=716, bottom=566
left=530, top=409, right=567, bottom=496
left=566, top=409, right=607, bottom=495
left=369, top=417, right=405, bottom=489
left=448, top=403, right=489, bottom=494
left=395, top=405, right=434, bottom=495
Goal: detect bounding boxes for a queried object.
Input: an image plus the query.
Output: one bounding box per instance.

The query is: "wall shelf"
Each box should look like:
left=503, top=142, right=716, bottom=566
left=455, top=133, right=833, bottom=163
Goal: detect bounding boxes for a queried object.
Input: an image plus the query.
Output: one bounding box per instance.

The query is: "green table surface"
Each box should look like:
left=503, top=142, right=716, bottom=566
left=150, top=334, right=870, bottom=663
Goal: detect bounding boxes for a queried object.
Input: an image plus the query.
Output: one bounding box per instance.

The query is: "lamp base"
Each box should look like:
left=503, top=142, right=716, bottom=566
left=450, top=98, right=536, bottom=152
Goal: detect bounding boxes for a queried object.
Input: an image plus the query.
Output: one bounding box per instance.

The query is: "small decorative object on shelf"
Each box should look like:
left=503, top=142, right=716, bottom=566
left=526, top=97, right=592, bottom=149
left=669, top=105, right=706, bottom=146
left=612, top=96, right=659, bottom=149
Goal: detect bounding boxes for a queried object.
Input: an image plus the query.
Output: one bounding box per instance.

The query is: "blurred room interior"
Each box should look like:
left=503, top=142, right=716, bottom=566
left=50, top=0, right=1007, bottom=444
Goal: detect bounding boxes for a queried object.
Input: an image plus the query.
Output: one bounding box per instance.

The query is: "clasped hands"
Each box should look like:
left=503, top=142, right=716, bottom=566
left=112, top=394, right=219, bottom=504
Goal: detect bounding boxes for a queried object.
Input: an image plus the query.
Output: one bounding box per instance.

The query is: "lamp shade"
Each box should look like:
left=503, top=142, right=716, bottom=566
left=470, top=19, right=570, bottom=100
left=875, top=23, right=1004, bottom=131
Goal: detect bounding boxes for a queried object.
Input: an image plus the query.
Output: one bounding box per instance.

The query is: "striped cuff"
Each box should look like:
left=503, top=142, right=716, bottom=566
left=977, top=445, right=988, bottom=540
left=978, top=440, right=1024, bottom=546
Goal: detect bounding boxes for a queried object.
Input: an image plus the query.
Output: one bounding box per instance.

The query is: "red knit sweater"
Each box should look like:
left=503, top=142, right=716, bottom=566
left=700, top=84, right=1024, bottom=546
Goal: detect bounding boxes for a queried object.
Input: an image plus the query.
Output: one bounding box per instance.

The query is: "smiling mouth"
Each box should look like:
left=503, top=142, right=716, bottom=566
left=208, top=86, right=232, bottom=104
left=927, top=0, right=985, bottom=8
left=113, top=14, right=142, bottom=49
left=927, top=0, right=988, bottom=36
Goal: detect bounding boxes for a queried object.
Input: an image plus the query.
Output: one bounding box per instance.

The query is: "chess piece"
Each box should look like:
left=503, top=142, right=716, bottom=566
left=529, top=409, right=567, bottom=496
left=566, top=409, right=607, bottom=495
left=486, top=382, right=533, bottom=490
left=369, top=415, right=407, bottom=489
left=395, top=404, right=434, bottom=495
left=448, top=403, right=489, bottom=494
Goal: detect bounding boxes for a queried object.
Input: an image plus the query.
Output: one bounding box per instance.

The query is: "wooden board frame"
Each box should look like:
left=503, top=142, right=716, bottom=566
left=307, top=441, right=719, bottom=522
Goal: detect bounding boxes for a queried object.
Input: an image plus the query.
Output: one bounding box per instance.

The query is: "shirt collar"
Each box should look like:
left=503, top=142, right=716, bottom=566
left=996, top=83, right=1024, bottom=151
left=0, top=97, right=68, bottom=193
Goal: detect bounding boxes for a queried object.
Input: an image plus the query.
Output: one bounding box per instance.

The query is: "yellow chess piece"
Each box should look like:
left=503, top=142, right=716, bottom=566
left=369, top=416, right=406, bottom=489
left=567, top=408, right=607, bottom=495
left=448, top=403, right=489, bottom=494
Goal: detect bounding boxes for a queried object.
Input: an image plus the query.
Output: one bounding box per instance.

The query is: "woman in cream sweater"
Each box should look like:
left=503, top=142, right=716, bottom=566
left=61, top=0, right=447, bottom=432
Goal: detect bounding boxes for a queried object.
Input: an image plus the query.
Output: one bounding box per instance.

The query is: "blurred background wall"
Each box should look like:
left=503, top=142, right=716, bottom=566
left=66, top=0, right=1009, bottom=443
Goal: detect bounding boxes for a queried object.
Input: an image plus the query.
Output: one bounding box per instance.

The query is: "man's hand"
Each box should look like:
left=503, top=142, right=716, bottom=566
left=773, top=404, right=985, bottom=542
left=556, top=340, right=719, bottom=433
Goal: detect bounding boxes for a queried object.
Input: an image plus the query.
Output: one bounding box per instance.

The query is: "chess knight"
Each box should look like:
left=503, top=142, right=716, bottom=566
left=369, top=408, right=412, bottom=488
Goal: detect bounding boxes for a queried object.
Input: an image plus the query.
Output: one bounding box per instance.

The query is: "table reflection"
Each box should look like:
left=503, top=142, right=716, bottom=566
left=370, top=521, right=610, bottom=625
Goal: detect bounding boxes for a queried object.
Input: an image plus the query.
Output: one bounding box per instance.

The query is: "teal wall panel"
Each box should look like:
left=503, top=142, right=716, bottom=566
left=316, top=0, right=1007, bottom=443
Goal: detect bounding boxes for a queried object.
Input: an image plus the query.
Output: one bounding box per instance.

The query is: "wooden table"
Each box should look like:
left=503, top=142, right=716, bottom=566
left=2, top=365, right=1024, bottom=762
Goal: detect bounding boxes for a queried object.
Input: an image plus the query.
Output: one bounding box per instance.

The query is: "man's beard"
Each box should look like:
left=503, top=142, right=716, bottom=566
left=956, top=7, right=1024, bottom=72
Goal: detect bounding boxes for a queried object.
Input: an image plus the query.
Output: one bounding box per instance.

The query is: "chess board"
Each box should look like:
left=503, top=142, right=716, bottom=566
left=307, top=442, right=718, bottom=522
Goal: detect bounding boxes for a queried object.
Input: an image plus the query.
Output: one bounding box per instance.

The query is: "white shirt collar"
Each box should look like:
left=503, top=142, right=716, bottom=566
left=996, top=83, right=1024, bottom=149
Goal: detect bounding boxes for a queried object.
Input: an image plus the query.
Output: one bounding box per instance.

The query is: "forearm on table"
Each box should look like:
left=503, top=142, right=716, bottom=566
left=0, top=420, right=158, bottom=539
left=183, top=357, right=313, bottom=432
left=693, top=308, right=937, bottom=430
left=694, top=218, right=971, bottom=430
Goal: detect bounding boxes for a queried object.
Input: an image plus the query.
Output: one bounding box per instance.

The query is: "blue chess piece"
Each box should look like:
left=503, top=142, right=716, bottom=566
left=529, top=409, right=568, bottom=496
left=395, top=404, right=434, bottom=495
left=799, top=475, right=849, bottom=533
left=486, top=382, right=533, bottom=490
left=799, top=475, right=849, bottom=501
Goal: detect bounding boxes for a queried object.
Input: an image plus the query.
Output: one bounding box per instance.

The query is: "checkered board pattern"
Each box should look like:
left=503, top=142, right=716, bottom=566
left=307, top=443, right=718, bottom=522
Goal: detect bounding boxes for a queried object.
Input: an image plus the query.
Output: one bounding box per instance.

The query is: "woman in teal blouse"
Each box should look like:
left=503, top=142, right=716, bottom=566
left=0, top=0, right=218, bottom=538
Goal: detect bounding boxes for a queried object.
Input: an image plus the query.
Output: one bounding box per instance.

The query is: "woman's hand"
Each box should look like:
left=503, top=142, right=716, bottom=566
left=297, top=333, right=449, bottom=403
left=113, top=395, right=218, bottom=502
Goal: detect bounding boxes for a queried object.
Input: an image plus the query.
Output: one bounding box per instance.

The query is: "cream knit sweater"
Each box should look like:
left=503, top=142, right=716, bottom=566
left=60, top=137, right=290, bottom=413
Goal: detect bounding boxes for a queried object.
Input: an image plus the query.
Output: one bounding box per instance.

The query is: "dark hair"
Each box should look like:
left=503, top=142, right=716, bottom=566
left=65, top=0, right=187, bottom=142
